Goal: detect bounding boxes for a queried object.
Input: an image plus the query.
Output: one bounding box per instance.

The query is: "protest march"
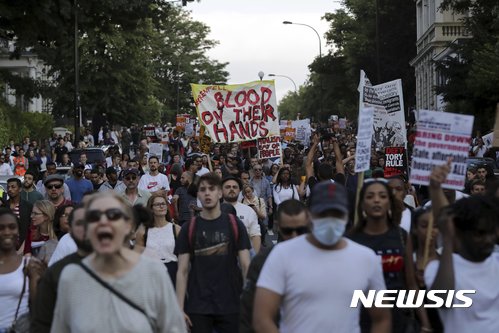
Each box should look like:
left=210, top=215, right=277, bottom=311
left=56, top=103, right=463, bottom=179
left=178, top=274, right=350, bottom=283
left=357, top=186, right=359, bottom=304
left=1, top=74, right=498, bottom=333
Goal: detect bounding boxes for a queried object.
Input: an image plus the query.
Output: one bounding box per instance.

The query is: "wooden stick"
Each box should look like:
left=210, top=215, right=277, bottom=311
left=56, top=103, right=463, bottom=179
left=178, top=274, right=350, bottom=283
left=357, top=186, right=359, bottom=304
left=422, top=212, right=434, bottom=268
left=353, top=171, right=365, bottom=226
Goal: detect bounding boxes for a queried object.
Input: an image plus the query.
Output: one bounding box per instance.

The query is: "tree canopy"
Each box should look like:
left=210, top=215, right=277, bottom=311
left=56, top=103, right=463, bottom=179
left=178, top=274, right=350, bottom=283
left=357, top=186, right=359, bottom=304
left=0, top=0, right=228, bottom=126
left=435, top=0, right=499, bottom=131
left=279, top=0, right=416, bottom=121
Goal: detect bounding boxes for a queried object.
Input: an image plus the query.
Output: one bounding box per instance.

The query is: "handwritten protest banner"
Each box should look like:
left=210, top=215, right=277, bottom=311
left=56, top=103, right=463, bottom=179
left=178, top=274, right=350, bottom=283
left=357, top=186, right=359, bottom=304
left=355, top=107, right=375, bottom=172
left=384, top=147, right=406, bottom=178
left=358, top=71, right=406, bottom=150
left=409, top=110, right=474, bottom=190
left=191, top=81, right=280, bottom=143
left=258, top=136, right=281, bottom=159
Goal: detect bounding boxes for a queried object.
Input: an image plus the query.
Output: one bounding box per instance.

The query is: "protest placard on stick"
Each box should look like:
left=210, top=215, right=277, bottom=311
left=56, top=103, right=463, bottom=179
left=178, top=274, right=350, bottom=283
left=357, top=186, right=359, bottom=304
left=409, top=110, right=474, bottom=190
left=354, top=107, right=375, bottom=173
left=384, top=147, right=406, bottom=178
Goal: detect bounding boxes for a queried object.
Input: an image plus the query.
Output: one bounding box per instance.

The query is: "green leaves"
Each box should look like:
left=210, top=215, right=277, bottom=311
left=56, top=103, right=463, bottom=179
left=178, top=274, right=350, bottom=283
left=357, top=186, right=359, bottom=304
left=0, top=0, right=228, bottom=126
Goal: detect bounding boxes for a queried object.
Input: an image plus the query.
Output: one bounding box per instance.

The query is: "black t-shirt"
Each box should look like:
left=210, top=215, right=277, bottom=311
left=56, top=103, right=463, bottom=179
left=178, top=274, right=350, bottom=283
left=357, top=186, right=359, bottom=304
left=175, top=213, right=251, bottom=315
left=348, top=227, right=407, bottom=290
left=53, top=145, right=68, bottom=164
left=174, top=186, right=196, bottom=225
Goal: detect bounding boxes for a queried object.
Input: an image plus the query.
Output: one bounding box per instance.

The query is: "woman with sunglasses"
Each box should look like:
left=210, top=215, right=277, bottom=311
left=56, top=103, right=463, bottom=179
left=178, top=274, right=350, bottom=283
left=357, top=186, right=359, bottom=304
left=23, top=200, right=58, bottom=263
left=135, top=193, right=181, bottom=286
left=348, top=179, right=432, bottom=333
left=0, top=208, right=45, bottom=332
left=51, top=192, right=186, bottom=332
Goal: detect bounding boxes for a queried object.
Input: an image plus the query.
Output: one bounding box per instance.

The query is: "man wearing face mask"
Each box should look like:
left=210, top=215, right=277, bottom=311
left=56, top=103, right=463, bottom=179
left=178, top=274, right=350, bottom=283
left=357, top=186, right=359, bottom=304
left=254, top=181, right=391, bottom=333
left=65, top=164, right=93, bottom=204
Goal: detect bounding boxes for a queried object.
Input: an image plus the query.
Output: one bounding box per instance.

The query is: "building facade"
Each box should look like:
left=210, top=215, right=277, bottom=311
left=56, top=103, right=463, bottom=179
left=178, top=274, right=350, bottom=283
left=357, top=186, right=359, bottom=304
left=410, top=0, right=469, bottom=111
left=0, top=38, right=50, bottom=113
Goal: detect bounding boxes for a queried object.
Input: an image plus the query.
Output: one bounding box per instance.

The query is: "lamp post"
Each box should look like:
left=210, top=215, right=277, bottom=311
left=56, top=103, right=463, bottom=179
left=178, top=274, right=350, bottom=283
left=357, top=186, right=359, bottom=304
left=74, top=0, right=80, bottom=146
left=282, top=21, right=322, bottom=59
left=258, top=71, right=265, bottom=81
left=268, top=74, right=297, bottom=92
left=283, top=20, right=323, bottom=117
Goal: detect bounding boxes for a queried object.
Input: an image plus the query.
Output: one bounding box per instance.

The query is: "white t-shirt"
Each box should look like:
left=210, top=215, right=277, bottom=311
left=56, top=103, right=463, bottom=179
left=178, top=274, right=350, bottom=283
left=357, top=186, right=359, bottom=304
left=0, top=163, right=13, bottom=176
left=257, top=237, right=386, bottom=333
left=273, top=184, right=300, bottom=206
left=196, top=167, right=210, bottom=177
left=233, top=202, right=260, bottom=237
left=0, top=260, right=29, bottom=330
left=48, top=233, right=77, bottom=267
left=138, top=173, right=170, bottom=193
left=424, top=252, right=499, bottom=333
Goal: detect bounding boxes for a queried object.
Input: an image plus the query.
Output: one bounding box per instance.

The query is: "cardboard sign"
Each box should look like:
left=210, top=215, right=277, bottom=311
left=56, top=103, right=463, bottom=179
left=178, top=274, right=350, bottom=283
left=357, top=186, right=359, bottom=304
left=257, top=136, right=281, bottom=159
left=143, top=126, right=159, bottom=143
left=191, top=80, right=280, bottom=143
left=148, top=143, right=164, bottom=163
left=409, top=110, right=474, bottom=190
left=176, top=114, right=189, bottom=131
left=384, top=147, right=406, bottom=178
left=355, top=107, right=375, bottom=172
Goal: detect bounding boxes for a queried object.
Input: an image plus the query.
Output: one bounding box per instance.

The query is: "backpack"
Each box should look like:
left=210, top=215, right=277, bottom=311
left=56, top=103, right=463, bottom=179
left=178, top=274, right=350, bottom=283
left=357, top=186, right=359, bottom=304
left=187, top=213, right=239, bottom=255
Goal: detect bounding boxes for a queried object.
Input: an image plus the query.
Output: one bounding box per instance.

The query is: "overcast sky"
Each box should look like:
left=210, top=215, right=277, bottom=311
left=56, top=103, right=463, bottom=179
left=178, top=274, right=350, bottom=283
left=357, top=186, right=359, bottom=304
left=188, top=0, right=342, bottom=103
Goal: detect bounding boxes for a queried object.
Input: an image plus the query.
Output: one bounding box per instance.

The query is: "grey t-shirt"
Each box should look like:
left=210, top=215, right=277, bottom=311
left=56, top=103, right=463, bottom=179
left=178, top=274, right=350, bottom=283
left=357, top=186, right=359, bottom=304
left=51, top=256, right=186, bottom=333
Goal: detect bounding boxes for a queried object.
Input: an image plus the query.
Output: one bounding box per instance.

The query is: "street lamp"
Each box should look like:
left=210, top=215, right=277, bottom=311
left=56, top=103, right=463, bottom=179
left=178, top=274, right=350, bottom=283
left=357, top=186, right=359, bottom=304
left=258, top=71, right=265, bottom=81
left=282, top=21, right=322, bottom=58
left=74, top=0, right=80, bottom=146
left=283, top=21, right=323, bottom=118
left=268, top=74, right=297, bottom=92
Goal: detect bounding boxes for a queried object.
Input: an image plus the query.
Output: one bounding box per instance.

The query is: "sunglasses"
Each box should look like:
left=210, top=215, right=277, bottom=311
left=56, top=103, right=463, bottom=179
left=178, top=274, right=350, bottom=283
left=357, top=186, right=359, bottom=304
left=86, top=208, right=129, bottom=223
left=46, top=183, right=63, bottom=190
left=280, top=226, right=309, bottom=236
left=124, top=175, right=137, bottom=181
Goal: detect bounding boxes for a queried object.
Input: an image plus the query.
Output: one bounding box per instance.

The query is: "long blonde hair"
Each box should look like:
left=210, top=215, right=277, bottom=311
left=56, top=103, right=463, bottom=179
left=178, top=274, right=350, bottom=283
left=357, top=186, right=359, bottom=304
left=34, top=200, right=57, bottom=240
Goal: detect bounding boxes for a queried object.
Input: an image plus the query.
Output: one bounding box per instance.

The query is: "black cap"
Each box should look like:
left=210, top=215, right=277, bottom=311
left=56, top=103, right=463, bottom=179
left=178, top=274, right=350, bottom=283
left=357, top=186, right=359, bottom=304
left=123, top=168, right=140, bottom=177
left=106, top=166, right=117, bottom=175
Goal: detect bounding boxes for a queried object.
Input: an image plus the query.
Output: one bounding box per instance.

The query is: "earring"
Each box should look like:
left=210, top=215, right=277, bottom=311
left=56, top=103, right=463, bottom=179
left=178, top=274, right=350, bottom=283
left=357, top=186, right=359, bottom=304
left=388, top=209, right=392, bottom=219
left=362, top=210, right=367, bottom=219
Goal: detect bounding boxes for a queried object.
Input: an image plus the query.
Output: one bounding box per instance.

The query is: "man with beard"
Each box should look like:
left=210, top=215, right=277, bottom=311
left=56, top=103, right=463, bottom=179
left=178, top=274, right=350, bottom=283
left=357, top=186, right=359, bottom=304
left=173, top=171, right=196, bottom=226
left=221, top=154, right=240, bottom=178
left=20, top=169, right=44, bottom=204
left=138, top=156, right=170, bottom=197
left=36, top=162, right=72, bottom=201
left=120, top=168, right=150, bottom=206
left=223, top=176, right=261, bottom=254
left=98, top=167, right=125, bottom=193
left=0, top=153, right=13, bottom=175
left=45, top=174, right=72, bottom=210
left=65, top=164, right=93, bottom=204
left=32, top=206, right=92, bottom=332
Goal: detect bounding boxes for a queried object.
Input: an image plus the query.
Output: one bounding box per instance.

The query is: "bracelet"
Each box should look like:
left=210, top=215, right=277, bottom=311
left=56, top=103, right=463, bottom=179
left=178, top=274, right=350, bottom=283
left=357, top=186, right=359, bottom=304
left=421, top=327, right=433, bottom=332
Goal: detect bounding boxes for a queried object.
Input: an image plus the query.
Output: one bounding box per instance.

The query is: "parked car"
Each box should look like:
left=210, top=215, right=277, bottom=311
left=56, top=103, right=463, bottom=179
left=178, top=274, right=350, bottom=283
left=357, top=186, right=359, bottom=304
left=466, top=157, right=499, bottom=177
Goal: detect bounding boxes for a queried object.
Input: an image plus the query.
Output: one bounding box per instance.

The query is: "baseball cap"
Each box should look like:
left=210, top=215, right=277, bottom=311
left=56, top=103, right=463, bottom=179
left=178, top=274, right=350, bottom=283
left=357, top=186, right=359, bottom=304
left=123, top=168, right=139, bottom=177
left=44, top=174, right=65, bottom=185
left=309, top=181, right=348, bottom=215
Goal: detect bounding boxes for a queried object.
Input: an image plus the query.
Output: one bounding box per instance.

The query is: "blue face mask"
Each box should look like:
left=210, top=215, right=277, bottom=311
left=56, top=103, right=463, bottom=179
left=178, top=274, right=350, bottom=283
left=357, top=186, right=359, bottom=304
left=311, top=217, right=346, bottom=246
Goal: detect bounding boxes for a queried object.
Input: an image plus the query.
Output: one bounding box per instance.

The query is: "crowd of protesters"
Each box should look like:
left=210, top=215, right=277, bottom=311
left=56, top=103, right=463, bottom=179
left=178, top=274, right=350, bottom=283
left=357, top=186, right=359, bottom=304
left=0, top=119, right=498, bottom=333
